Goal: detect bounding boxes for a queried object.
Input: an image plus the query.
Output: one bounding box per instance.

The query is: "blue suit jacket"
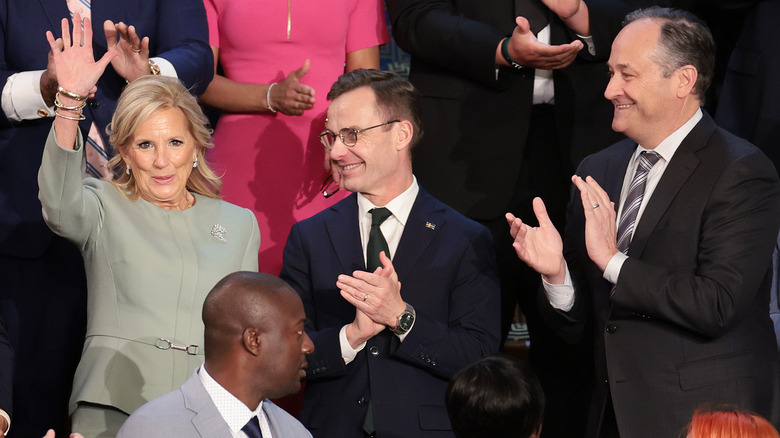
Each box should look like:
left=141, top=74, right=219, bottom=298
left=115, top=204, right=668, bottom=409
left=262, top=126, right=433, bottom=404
left=280, top=187, right=501, bottom=438
left=0, top=0, right=213, bottom=258
left=117, top=369, right=312, bottom=438
left=542, top=112, right=780, bottom=436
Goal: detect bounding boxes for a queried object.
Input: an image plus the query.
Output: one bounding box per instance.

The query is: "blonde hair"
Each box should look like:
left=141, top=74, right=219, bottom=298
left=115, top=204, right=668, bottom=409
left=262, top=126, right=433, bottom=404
left=106, top=75, right=221, bottom=199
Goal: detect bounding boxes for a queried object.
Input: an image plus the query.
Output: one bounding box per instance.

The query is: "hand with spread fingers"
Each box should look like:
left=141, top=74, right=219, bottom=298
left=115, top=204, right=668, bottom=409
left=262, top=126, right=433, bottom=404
left=268, top=59, right=316, bottom=116
left=104, top=20, right=150, bottom=82
left=501, top=16, right=583, bottom=70
left=572, top=175, right=618, bottom=271
left=506, top=197, right=566, bottom=284
left=338, top=252, right=406, bottom=345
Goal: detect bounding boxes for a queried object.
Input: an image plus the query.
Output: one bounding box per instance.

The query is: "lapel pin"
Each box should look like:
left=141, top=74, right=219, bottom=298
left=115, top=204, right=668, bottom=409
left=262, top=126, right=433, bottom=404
left=425, top=222, right=436, bottom=230
left=211, top=224, right=227, bottom=243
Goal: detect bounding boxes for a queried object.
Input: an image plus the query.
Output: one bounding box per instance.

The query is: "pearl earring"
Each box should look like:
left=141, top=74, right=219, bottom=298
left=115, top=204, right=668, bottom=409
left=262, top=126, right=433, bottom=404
left=126, top=166, right=131, bottom=175
left=193, top=156, right=198, bottom=168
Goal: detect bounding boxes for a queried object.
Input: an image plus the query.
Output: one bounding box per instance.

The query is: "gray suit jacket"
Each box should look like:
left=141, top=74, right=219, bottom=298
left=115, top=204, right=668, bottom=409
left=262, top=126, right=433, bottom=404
left=117, top=369, right=312, bottom=437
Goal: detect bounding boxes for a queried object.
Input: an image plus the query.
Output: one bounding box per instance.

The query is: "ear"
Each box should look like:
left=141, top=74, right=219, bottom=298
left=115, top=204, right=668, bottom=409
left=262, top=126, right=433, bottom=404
left=675, top=65, right=698, bottom=99
left=395, top=120, right=413, bottom=152
left=242, top=328, right=262, bottom=357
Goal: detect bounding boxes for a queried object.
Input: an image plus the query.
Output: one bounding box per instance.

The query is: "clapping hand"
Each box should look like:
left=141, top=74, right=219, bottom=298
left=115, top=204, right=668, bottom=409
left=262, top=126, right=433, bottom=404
left=268, top=60, right=316, bottom=116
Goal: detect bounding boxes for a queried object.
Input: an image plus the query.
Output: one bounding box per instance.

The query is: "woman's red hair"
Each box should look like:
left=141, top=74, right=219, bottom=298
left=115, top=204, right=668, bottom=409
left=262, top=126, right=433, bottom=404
left=684, top=408, right=779, bottom=438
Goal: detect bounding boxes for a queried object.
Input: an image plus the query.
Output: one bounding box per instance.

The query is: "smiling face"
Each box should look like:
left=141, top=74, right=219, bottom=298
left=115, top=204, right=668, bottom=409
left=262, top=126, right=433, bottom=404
left=605, top=19, right=690, bottom=148
left=326, top=86, right=413, bottom=206
left=119, top=107, right=198, bottom=210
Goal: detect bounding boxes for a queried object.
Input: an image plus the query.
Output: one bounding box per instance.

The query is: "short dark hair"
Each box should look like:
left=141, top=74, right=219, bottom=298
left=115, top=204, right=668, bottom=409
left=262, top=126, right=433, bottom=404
left=624, top=7, right=715, bottom=102
left=327, top=69, right=423, bottom=148
left=446, top=355, right=545, bottom=438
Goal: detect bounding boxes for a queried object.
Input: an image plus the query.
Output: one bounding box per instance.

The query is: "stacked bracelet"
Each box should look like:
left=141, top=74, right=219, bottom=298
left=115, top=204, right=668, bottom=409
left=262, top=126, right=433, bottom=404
left=56, top=86, right=88, bottom=101
left=266, top=83, right=278, bottom=113
left=501, top=38, right=525, bottom=70
left=54, top=93, right=87, bottom=111
left=54, top=110, right=86, bottom=121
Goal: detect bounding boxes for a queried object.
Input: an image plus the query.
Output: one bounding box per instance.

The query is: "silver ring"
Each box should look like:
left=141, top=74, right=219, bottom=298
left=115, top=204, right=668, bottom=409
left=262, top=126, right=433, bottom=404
left=592, top=204, right=600, bottom=209
left=363, top=294, right=369, bottom=302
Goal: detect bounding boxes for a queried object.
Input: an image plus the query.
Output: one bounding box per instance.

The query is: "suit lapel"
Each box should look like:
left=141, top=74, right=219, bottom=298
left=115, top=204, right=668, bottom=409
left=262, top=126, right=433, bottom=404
left=181, top=371, right=233, bottom=437
left=628, top=114, right=714, bottom=257
left=325, top=194, right=365, bottom=273
left=39, top=0, right=70, bottom=33
left=603, top=144, right=636, bottom=213
left=393, top=188, right=446, bottom=280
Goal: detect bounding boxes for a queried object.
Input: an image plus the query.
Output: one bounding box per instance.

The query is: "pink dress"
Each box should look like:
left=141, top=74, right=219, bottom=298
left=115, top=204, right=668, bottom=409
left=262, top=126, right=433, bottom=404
left=205, top=0, right=389, bottom=274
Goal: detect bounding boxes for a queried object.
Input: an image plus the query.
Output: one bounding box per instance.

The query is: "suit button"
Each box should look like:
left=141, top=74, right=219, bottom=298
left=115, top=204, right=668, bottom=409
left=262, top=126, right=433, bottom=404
left=357, top=397, right=367, bottom=406
left=90, top=100, right=99, bottom=109
left=369, top=346, right=379, bottom=356
left=606, top=324, right=617, bottom=334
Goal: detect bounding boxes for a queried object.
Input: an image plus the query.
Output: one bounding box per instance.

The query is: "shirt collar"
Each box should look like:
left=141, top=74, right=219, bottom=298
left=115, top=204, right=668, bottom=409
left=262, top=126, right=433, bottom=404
left=635, top=108, right=703, bottom=162
left=357, top=176, right=419, bottom=226
left=199, top=365, right=264, bottom=434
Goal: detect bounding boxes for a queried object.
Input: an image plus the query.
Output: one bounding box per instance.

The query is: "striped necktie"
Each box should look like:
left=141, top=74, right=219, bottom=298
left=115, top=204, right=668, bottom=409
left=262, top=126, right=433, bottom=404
left=616, top=151, right=660, bottom=254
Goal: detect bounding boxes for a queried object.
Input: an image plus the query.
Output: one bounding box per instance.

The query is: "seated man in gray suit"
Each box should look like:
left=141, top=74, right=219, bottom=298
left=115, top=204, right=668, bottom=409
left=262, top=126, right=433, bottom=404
left=118, top=272, right=314, bottom=437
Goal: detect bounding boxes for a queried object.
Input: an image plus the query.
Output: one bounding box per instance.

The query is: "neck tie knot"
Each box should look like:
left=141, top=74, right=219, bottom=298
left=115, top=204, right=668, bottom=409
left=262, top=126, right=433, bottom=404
left=242, top=415, right=264, bottom=438
left=639, top=151, right=660, bottom=171
left=370, top=207, right=392, bottom=227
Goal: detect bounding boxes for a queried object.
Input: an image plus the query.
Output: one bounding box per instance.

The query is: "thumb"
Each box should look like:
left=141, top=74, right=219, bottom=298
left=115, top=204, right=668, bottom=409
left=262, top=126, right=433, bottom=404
left=515, top=16, right=531, bottom=34
left=98, top=50, right=120, bottom=68
left=290, top=59, right=311, bottom=81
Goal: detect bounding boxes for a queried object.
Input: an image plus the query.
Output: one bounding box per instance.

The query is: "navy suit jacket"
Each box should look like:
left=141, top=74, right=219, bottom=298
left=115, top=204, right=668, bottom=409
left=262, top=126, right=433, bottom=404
left=542, top=112, right=780, bottom=437
left=0, top=317, right=12, bottom=418
left=280, top=187, right=501, bottom=438
left=0, top=0, right=213, bottom=258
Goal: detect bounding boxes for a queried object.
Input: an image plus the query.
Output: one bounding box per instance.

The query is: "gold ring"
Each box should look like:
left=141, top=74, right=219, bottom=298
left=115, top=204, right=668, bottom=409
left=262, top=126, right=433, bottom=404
left=132, top=48, right=141, bottom=53
left=363, top=294, right=369, bottom=302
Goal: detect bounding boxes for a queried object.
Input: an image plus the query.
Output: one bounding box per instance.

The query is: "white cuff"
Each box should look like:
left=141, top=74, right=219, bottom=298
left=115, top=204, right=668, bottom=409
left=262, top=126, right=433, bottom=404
left=543, top=266, right=575, bottom=312
left=339, top=325, right=366, bottom=365
left=603, top=252, right=628, bottom=285
left=577, top=34, right=596, bottom=56
left=2, top=70, right=54, bottom=121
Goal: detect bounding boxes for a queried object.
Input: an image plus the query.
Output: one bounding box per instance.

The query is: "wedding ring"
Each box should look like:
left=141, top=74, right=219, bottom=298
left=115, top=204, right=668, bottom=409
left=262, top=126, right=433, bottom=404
left=592, top=204, right=600, bottom=209
left=132, top=47, right=141, bottom=53
left=363, top=294, right=369, bottom=302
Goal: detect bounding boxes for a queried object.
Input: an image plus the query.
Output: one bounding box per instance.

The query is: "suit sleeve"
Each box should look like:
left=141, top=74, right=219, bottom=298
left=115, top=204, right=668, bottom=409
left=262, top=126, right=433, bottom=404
left=37, top=125, right=104, bottom=251
left=389, top=225, right=501, bottom=379
left=152, top=0, right=214, bottom=96
left=280, top=224, right=348, bottom=380
left=614, top=150, right=780, bottom=339
left=0, top=317, right=13, bottom=420
left=240, top=208, right=261, bottom=271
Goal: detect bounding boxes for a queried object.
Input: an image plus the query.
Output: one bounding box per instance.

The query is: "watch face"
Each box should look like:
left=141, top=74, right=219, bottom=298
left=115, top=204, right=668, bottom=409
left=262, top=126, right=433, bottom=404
left=399, top=312, right=414, bottom=330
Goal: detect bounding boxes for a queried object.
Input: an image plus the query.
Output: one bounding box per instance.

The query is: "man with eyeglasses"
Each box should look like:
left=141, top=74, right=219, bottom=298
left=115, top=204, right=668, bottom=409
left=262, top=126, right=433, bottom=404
left=280, top=69, right=501, bottom=438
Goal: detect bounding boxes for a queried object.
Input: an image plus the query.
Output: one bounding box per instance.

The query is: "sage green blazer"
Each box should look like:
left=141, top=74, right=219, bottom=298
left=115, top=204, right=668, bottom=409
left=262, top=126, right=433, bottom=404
left=38, top=127, right=260, bottom=415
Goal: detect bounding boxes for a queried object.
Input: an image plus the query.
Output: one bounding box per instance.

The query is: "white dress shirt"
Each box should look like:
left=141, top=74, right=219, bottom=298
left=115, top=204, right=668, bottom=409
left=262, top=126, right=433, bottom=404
left=544, top=109, right=703, bottom=310
left=339, top=177, right=420, bottom=364
left=199, top=365, right=273, bottom=438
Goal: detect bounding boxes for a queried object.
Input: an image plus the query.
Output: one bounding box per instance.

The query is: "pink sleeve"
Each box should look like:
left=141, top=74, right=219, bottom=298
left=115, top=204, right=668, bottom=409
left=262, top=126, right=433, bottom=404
left=345, top=0, right=390, bottom=54
left=204, top=0, right=220, bottom=48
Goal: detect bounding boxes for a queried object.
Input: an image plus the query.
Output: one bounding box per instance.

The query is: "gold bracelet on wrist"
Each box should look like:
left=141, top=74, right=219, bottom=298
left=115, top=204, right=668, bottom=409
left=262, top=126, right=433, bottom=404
left=54, top=109, right=86, bottom=121
left=56, top=86, right=88, bottom=101
left=148, top=59, right=161, bottom=76
left=54, top=93, right=87, bottom=111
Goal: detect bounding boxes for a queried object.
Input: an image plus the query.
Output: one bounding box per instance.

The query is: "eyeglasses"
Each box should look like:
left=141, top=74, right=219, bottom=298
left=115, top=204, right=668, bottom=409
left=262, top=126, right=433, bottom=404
left=320, top=174, right=340, bottom=198
left=319, top=120, right=400, bottom=150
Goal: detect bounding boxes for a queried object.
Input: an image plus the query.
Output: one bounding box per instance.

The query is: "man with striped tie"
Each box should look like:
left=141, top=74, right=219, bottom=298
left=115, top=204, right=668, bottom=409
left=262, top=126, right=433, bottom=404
left=507, top=7, right=780, bottom=438
left=0, top=1, right=212, bottom=436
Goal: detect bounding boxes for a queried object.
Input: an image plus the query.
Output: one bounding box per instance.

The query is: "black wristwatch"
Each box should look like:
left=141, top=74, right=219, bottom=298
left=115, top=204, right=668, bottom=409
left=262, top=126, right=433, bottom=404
left=391, top=303, right=416, bottom=336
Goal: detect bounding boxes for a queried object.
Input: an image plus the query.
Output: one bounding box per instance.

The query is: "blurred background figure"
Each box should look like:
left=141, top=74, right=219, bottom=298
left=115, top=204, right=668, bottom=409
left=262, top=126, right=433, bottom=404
left=446, top=355, right=544, bottom=438
left=0, top=1, right=212, bottom=436
left=682, top=407, right=780, bottom=438
left=199, top=0, right=389, bottom=278
left=38, top=14, right=255, bottom=437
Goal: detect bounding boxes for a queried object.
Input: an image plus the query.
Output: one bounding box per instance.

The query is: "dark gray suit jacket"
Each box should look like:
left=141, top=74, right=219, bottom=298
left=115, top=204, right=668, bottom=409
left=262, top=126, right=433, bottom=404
left=543, top=112, right=780, bottom=436
left=117, top=369, right=312, bottom=438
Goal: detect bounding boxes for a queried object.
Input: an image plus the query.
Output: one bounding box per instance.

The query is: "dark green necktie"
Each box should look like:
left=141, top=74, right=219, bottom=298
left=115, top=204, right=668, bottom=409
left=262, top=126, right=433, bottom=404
left=366, top=207, right=392, bottom=271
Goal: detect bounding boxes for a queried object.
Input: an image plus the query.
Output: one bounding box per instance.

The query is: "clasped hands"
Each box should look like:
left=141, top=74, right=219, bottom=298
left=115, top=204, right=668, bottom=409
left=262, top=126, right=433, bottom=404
left=338, top=252, right=406, bottom=348
left=42, top=14, right=155, bottom=106
left=507, top=175, right=619, bottom=284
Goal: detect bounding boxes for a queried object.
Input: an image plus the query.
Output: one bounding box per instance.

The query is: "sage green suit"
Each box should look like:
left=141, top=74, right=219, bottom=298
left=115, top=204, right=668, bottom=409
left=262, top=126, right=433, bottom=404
left=38, top=127, right=260, bottom=415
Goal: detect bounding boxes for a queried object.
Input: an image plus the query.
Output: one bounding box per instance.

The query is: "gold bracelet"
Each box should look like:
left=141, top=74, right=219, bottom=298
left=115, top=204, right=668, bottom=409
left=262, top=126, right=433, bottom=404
left=54, top=109, right=86, bottom=121
left=54, top=93, right=87, bottom=111
left=148, top=59, right=161, bottom=76
left=56, top=86, right=88, bottom=101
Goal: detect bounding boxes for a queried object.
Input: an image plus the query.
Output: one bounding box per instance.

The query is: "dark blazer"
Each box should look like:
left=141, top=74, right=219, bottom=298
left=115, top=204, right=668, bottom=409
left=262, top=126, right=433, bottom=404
left=0, top=0, right=213, bottom=258
left=386, top=0, right=655, bottom=220
left=280, top=187, right=501, bottom=438
left=0, top=317, right=12, bottom=419
left=117, top=370, right=312, bottom=438
left=543, top=112, right=780, bottom=437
